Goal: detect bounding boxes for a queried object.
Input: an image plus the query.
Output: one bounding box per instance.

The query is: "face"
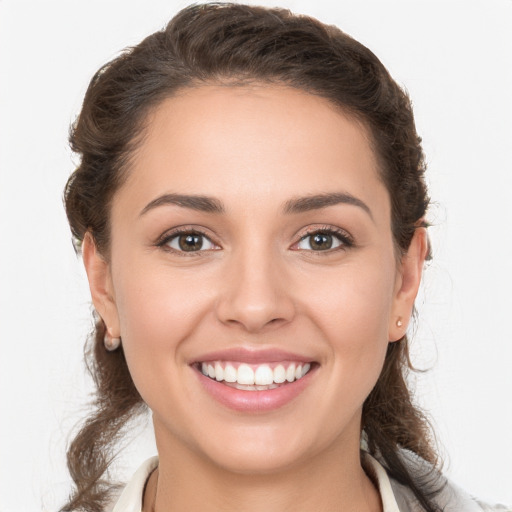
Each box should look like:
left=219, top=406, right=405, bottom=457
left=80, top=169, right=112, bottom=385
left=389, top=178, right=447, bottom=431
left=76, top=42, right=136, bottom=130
left=84, top=84, right=425, bottom=474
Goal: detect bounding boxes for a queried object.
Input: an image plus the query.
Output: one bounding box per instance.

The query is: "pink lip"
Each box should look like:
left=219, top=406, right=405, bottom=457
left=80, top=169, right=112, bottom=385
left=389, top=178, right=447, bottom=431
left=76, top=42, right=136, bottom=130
left=192, top=363, right=317, bottom=413
left=190, top=347, right=314, bottom=365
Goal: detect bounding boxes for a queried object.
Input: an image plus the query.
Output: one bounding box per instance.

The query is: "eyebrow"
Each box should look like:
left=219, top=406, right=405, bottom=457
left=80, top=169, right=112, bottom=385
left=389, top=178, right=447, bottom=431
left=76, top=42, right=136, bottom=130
left=140, top=193, right=225, bottom=216
left=139, top=191, right=372, bottom=219
left=283, top=192, right=373, bottom=220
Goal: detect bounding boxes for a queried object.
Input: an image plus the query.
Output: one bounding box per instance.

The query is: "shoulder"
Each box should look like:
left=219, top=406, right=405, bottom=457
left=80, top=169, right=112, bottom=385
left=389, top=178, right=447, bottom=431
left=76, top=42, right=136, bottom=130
left=391, top=477, right=510, bottom=512
left=367, top=449, right=511, bottom=512
left=389, top=474, right=510, bottom=511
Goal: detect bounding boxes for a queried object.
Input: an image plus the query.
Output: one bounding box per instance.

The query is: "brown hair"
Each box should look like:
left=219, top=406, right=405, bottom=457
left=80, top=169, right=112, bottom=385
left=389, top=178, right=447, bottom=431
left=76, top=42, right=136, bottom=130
left=62, top=3, right=439, bottom=511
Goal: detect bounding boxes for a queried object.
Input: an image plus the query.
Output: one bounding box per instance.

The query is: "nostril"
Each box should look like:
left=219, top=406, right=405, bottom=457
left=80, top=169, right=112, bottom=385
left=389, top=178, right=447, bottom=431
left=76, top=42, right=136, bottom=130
left=214, top=274, right=296, bottom=333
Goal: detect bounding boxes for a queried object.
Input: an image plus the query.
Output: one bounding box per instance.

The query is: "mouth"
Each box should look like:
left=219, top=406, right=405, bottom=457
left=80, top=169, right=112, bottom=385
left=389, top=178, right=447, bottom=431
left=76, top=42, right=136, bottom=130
left=196, top=360, right=313, bottom=391
left=191, top=350, right=318, bottom=412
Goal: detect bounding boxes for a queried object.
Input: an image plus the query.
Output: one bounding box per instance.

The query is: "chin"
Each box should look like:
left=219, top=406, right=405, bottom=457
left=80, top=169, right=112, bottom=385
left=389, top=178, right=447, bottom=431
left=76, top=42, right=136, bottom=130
left=187, top=414, right=354, bottom=477
left=207, top=440, right=312, bottom=476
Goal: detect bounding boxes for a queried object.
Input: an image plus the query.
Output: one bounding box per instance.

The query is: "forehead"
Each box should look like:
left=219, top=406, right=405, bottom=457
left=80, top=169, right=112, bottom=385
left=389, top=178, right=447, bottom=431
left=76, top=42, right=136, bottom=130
left=116, top=84, right=389, bottom=220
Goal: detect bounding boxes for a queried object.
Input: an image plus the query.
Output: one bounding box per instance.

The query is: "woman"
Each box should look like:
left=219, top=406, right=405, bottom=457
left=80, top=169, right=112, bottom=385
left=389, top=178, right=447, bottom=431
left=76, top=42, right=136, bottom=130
left=60, top=3, right=508, bottom=512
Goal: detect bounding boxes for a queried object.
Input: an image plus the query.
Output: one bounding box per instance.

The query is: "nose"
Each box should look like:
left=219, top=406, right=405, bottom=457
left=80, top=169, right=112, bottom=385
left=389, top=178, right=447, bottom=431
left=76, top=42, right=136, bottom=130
left=215, top=246, right=296, bottom=333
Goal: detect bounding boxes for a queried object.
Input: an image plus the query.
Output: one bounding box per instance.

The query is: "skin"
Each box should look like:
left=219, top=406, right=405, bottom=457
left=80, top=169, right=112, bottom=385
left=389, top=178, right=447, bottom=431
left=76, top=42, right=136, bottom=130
left=83, top=84, right=428, bottom=512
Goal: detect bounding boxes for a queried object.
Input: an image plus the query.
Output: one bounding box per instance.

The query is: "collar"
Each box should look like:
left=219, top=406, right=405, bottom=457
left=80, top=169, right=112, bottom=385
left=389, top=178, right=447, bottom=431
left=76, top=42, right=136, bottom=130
left=362, top=452, right=401, bottom=512
left=111, top=456, right=158, bottom=512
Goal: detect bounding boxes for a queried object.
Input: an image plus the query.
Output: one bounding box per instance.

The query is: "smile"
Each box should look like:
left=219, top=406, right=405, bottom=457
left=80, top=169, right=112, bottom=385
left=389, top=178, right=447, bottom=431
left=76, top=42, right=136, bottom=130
left=191, top=349, right=318, bottom=412
left=199, top=361, right=312, bottom=390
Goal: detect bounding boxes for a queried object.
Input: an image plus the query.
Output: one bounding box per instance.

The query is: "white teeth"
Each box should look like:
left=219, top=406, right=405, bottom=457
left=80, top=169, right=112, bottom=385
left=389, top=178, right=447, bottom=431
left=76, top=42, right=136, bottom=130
left=254, top=365, right=274, bottom=385
left=224, top=364, right=237, bottom=383
left=237, top=364, right=255, bottom=385
left=214, top=362, right=224, bottom=381
left=234, top=383, right=258, bottom=391
left=199, top=361, right=313, bottom=386
left=286, top=364, right=296, bottom=382
left=273, top=364, right=286, bottom=384
left=233, top=383, right=279, bottom=391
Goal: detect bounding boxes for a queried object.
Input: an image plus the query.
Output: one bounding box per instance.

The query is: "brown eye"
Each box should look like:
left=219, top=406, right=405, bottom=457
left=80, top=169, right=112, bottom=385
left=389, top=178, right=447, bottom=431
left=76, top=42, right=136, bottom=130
left=296, top=230, right=347, bottom=251
left=166, top=232, right=217, bottom=252
left=179, top=234, right=203, bottom=251
left=310, top=233, right=333, bottom=250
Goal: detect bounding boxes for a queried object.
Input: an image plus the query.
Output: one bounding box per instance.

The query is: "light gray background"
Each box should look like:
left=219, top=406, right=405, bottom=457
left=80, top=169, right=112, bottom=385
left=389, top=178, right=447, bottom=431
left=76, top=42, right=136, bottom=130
left=1, top=1, right=511, bottom=511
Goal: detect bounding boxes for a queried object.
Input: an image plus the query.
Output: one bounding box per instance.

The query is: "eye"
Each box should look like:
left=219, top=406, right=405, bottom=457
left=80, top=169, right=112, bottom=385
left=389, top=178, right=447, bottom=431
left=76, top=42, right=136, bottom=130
left=294, top=229, right=352, bottom=252
left=163, top=230, right=218, bottom=253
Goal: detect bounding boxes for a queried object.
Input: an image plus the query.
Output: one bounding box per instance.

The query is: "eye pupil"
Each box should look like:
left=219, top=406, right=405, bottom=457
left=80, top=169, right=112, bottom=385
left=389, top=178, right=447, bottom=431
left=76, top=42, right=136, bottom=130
left=179, top=234, right=203, bottom=251
left=311, top=233, right=332, bottom=250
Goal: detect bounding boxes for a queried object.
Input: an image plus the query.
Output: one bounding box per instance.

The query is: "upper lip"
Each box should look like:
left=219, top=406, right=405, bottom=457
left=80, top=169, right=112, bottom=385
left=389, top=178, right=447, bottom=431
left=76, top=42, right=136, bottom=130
left=190, top=347, right=316, bottom=365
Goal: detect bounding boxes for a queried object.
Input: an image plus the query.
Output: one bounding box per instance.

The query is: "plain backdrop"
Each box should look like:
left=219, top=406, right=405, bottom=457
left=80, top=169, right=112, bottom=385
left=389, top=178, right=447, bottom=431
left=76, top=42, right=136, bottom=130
left=1, top=1, right=511, bottom=511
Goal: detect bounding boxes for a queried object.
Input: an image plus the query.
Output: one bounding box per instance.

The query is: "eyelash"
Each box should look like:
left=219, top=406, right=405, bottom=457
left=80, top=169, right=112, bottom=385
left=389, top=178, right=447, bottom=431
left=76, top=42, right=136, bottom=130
left=156, top=227, right=218, bottom=256
left=156, top=225, right=354, bottom=256
left=292, top=226, right=354, bottom=254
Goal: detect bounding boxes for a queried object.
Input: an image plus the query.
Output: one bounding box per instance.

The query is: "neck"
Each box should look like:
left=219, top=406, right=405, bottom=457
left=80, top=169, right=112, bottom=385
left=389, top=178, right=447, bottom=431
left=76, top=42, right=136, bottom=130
left=144, top=429, right=381, bottom=512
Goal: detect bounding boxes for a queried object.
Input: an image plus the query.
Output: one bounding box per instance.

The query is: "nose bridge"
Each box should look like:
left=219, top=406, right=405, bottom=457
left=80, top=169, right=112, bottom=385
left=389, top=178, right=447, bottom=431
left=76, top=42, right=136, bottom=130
left=215, top=236, right=294, bottom=332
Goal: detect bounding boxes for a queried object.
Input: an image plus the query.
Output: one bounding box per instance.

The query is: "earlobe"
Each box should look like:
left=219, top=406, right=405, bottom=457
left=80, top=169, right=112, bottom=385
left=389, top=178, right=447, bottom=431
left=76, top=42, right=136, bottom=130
left=388, top=227, right=429, bottom=342
left=81, top=233, right=120, bottom=337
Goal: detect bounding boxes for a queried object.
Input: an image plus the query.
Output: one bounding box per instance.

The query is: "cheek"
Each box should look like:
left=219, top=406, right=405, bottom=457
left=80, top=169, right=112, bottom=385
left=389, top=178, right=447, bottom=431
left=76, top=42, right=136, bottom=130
left=300, top=256, right=396, bottom=394
left=303, top=258, right=396, bottom=346
left=110, top=258, right=214, bottom=380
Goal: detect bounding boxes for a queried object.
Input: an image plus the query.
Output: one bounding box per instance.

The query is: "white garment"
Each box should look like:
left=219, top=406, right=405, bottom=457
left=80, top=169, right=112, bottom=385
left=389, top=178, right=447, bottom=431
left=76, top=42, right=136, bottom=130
left=109, top=453, right=510, bottom=512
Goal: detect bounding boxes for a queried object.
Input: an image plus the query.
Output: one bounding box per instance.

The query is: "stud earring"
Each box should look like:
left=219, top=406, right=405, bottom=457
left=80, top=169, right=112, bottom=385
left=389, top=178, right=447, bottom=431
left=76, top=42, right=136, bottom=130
left=104, top=329, right=121, bottom=351
left=396, top=318, right=403, bottom=328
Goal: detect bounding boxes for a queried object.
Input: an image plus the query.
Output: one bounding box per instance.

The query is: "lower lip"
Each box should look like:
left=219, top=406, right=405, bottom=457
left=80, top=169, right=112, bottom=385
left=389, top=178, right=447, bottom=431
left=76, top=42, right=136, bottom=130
left=194, top=366, right=316, bottom=413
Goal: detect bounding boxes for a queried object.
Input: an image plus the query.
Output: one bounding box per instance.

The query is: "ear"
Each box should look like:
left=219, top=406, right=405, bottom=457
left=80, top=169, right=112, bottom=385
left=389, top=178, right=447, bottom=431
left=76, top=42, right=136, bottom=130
left=82, top=232, right=120, bottom=337
left=388, top=227, right=429, bottom=342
